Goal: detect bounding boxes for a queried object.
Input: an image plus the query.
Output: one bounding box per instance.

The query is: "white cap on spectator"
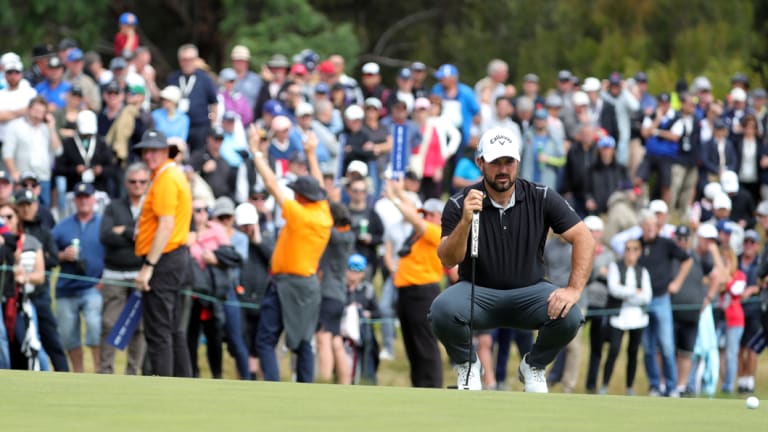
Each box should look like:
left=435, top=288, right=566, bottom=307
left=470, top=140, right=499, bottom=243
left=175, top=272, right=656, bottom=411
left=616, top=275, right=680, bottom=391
left=344, top=104, right=364, bottom=121
left=160, top=85, right=181, bottom=104
left=235, top=202, right=259, bottom=226
left=361, top=62, right=380, bottom=75
left=582, top=77, right=601, bottom=92
left=364, top=97, right=382, bottom=110
left=271, top=115, right=292, bottom=132
left=295, top=102, right=314, bottom=117
left=693, top=76, right=712, bottom=92
left=231, top=45, right=251, bottom=61
left=703, top=182, right=723, bottom=201
left=713, top=192, right=732, bottom=210
left=76, top=110, right=97, bottom=135
left=347, top=160, right=368, bottom=177
left=730, top=87, right=747, bottom=103
left=696, top=223, right=718, bottom=239
left=649, top=199, right=668, bottom=214
left=720, top=170, right=739, bottom=193
left=414, top=97, right=431, bottom=110
left=757, top=200, right=768, bottom=216
left=572, top=91, right=589, bottom=106
left=583, top=215, right=604, bottom=232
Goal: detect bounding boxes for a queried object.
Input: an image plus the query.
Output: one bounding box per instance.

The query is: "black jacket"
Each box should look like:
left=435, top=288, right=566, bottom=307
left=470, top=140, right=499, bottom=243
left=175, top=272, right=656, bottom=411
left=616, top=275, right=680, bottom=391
left=586, top=159, right=629, bottom=214
left=240, top=231, right=275, bottom=315
left=23, top=215, right=59, bottom=298
left=561, top=144, right=597, bottom=199
left=99, top=197, right=141, bottom=271
left=55, top=135, right=114, bottom=192
left=598, top=99, right=620, bottom=143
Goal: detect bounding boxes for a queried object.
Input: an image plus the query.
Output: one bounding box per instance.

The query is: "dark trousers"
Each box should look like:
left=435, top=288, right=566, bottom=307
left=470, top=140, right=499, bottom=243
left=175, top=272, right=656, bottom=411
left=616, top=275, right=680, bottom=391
left=397, top=283, right=443, bottom=388
left=255, top=284, right=314, bottom=382
left=430, top=281, right=583, bottom=369
left=187, top=300, right=223, bottom=378
left=222, top=284, right=251, bottom=379
left=603, top=326, right=643, bottom=388
left=187, top=125, right=209, bottom=154
left=585, top=313, right=610, bottom=391
left=143, top=247, right=192, bottom=377
left=493, top=328, right=533, bottom=383
left=32, top=289, right=69, bottom=371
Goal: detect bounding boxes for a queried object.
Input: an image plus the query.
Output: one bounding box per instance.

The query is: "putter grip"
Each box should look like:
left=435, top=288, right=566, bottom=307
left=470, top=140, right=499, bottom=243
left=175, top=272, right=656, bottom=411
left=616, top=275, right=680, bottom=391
left=470, top=211, right=479, bottom=258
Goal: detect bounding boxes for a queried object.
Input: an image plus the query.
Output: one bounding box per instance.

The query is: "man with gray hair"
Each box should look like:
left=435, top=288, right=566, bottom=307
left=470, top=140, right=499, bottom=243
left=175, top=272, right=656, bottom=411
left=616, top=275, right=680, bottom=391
left=474, top=59, right=510, bottom=105
left=98, top=162, right=150, bottom=374
left=637, top=208, right=693, bottom=396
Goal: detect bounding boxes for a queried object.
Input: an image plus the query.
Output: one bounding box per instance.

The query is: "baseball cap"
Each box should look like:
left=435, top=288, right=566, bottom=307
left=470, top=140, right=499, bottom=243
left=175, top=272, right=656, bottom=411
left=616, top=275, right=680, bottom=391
left=271, top=115, right=292, bottom=132
left=109, top=57, right=127, bottom=70
left=634, top=72, right=648, bottom=82
left=262, top=100, right=285, bottom=116
left=478, top=127, right=521, bottom=162
left=73, top=182, right=95, bottom=197
left=160, top=85, right=181, bottom=104
left=713, top=193, right=732, bottom=210
left=290, top=63, right=308, bottom=76
left=348, top=253, right=368, bottom=272
left=583, top=215, right=604, bottom=232
left=730, top=87, right=747, bottom=103
left=47, top=57, right=63, bottom=69
left=119, top=12, right=138, bottom=26
left=744, top=229, right=760, bottom=243
left=675, top=225, right=691, bottom=238
left=716, top=219, right=733, bottom=234
left=597, top=135, right=616, bottom=149
left=13, top=189, right=37, bottom=205
left=703, top=182, right=723, bottom=201
left=317, top=60, right=336, bottom=75
left=404, top=169, right=421, bottom=181
left=756, top=200, right=768, bottom=216
left=77, top=110, right=98, bottom=135
left=649, top=199, right=668, bottom=214
left=435, top=64, right=458, bottom=79
left=693, top=76, right=712, bottom=92
left=0, top=170, right=12, bottom=183
left=713, top=118, right=727, bottom=130
left=557, top=70, right=573, bottom=81
left=608, top=72, right=622, bottom=85
left=230, top=45, right=251, bottom=61
left=523, top=73, right=539, bottom=83
left=219, top=67, right=237, bottom=82
left=66, top=48, right=84, bottom=62
left=212, top=196, right=236, bottom=218
left=267, top=54, right=289, bottom=69
left=753, top=88, right=768, bottom=99
left=720, top=170, right=739, bottom=194
left=361, top=62, right=380, bottom=75
left=222, top=111, right=238, bottom=122
left=533, top=108, right=548, bottom=120
left=127, top=83, right=145, bottom=95
left=657, top=93, right=671, bottom=103
left=414, top=97, right=431, bottom=110
left=696, top=224, right=718, bottom=239
left=572, top=91, right=589, bottom=106
left=3, top=55, right=23, bottom=73
left=410, top=62, right=427, bottom=71
left=70, top=85, right=84, bottom=97
left=419, top=198, right=444, bottom=215
left=545, top=94, right=563, bottom=108
left=732, top=72, right=749, bottom=85
left=235, top=203, right=259, bottom=226
left=398, top=68, right=412, bottom=80
left=581, top=77, right=601, bottom=92
left=208, top=126, right=225, bottom=140
left=347, top=160, right=368, bottom=177
left=295, top=102, right=314, bottom=117
left=20, top=171, right=39, bottom=184
left=364, top=97, right=383, bottom=110
left=344, top=104, right=364, bottom=121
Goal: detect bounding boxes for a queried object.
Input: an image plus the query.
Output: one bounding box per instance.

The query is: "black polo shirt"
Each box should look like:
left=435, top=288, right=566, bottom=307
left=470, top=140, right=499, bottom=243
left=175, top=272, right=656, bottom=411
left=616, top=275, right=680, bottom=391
left=638, top=236, right=690, bottom=297
left=442, top=179, right=582, bottom=289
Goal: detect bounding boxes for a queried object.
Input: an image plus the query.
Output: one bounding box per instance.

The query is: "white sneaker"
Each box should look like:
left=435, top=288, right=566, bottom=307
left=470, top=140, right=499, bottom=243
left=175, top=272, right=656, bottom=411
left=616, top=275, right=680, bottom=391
left=378, top=349, right=394, bottom=361
left=518, top=353, right=548, bottom=393
left=456, top=358, right=482, bottom=390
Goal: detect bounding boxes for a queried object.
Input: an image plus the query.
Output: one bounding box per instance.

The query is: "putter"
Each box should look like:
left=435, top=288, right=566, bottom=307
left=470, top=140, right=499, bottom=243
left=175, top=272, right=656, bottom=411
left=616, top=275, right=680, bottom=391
left=464, top=210, right=480, bottom=388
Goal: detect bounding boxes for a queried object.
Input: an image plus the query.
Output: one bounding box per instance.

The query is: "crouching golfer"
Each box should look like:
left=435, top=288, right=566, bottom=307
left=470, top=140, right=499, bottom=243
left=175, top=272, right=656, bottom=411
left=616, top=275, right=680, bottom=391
left=429, top=127, right=594, bottom=392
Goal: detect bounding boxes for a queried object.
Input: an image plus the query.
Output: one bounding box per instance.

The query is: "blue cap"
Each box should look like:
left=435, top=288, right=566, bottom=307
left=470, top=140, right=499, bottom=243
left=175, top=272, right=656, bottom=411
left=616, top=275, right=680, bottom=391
left=109, top=57, right=127, bottom=70
left=73, top=182, right=95, bottom=196
left=608, top=72, right=622, bottom=85
left=348, top=253, right=368, bottom=271
left=219, top=67, right=237, bottom=82
left=314, top=82, right=329, bottom=94
left=534, top=108, right=548, bottom=120
left=398, top=68, right=412, bottom=80
left=435, top=64, right=458, bottom=79
left=67, top=48, right=84, bottom=62
left=262, top=99, right=285, bottom=116
left=119, top=12, right=138, bottom=26
left=716, top=219, right=733, bottom=234
left=597, top=135, right=616, bottom=148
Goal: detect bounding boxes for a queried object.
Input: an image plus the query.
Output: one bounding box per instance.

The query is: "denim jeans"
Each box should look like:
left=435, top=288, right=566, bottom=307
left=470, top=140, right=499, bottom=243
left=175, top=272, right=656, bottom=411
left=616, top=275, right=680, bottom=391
left=379, top=276, right=398, bottom=353
left=642, top=294, right=678, bottom=393
left=717, top=323, right=744, bottom=393
left=0, top=307, right=9, bottom=369
left=223, top=284, right=251, bottom=380
left=55, top=176, right=67, bottom=213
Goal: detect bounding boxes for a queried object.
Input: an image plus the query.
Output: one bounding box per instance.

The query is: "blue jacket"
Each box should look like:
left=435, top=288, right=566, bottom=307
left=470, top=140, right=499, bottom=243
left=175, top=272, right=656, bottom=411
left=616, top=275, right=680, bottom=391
left=430, top=82, right=479, bottom=148
left=52, top=214, right=105, bottom=297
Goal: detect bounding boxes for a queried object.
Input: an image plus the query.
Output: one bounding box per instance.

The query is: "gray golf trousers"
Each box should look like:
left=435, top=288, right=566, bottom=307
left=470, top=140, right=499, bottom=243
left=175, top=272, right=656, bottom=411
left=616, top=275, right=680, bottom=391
left=429, top=280, right=583, bottom=369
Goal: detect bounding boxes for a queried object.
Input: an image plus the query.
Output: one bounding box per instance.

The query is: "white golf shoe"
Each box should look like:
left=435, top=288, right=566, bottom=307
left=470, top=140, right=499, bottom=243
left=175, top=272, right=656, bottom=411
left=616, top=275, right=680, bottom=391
left=456, top=358, right=482, bottom=390
left=518, top=353, right=548, bottom=393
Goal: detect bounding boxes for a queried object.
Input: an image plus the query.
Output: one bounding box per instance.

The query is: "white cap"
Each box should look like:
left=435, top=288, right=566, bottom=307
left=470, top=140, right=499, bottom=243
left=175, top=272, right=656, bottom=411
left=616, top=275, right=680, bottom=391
left=649, top=199, right=668, bottom=214
left=730, top=87, right=747, bottom=103
left=572, top=91, right=589, bottom=106
left=347, top=160, right=368, bottom=177
left=1, top=52, right=22, bottom=72
left=478, top=127, right=521, bottom=162
left=757, top=200, right=768, bottom=216
left=235, top=202, right=259, bottom=226
left=295, top=102, right=314, bottom=117
left=720, top=170, right=739, bottom=193
left=361, top=62, right=380, bottom=75
left=364, top=97, right=382, bottom=110
left=581, top=77, right=601, bottom=92
left=713, top=192, right=732, bottom=210
left=344, top=104, right=364, bottom=121
left=583, top=215, right=604, bottom=231
left=76, top=110, right=98, bottom=135
left=697, top=223, right=718, bottom=239
left=703, top=182, right=723, bottom=200
left=160, top=85, right=181, bottom=104
left=271, top=115, right=292, bottom=132
left=693, top=76, right=712, bottom=92
left=414, top=97, right=431, bottom=110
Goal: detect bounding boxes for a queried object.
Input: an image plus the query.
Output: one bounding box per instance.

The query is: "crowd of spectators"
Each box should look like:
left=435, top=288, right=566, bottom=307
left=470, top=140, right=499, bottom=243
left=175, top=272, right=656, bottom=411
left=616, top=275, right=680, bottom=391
left=0, top=12, right=765, bottom=394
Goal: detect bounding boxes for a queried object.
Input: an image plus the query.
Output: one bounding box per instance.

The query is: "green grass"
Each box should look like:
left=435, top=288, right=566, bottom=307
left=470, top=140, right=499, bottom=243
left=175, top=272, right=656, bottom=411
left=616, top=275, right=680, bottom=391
left=2, top=370, right=765, bottom=432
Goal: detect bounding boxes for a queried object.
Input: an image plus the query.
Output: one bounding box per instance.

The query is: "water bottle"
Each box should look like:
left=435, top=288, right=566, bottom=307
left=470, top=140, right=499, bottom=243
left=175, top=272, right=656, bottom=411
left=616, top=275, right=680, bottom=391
left=72, top=238, right=80, bottom=260
left=359, top=219, right=369, bottom=236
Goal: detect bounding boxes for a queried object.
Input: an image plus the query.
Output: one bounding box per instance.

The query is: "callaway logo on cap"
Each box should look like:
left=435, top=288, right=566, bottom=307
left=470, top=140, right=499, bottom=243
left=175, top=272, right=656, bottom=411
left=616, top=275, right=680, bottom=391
left=478, top=127, right=520, bottom=162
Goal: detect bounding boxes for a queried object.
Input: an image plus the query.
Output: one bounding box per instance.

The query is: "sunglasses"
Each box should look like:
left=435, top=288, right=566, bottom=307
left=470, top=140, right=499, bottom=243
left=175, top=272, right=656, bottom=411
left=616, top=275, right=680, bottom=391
left=128, top=179, right=148, bottom=185
left=193, top=207, right=207, bottom=213
left=22, top=181, right=39, bottom=188
left=217, top=214, right=233, bottom=220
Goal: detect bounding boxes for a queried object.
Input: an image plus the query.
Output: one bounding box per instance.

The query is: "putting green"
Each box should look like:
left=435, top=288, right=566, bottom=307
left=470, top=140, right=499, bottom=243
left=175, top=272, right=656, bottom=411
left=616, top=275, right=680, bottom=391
left=2, top=370, right=764, bottom=431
